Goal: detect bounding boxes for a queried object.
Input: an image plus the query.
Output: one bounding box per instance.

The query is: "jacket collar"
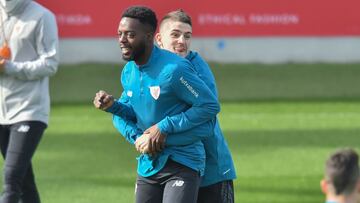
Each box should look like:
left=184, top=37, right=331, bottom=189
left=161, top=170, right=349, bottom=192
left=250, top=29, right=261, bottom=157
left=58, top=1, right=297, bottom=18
left=2, top=0, right=31, bottom=17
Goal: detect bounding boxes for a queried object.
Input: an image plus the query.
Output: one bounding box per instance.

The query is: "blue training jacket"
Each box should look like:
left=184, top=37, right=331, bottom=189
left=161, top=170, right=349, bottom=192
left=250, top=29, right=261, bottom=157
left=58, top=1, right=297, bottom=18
left=186, top=51, right=237, bottom=186
left=107, top=46, right=220, bottom=177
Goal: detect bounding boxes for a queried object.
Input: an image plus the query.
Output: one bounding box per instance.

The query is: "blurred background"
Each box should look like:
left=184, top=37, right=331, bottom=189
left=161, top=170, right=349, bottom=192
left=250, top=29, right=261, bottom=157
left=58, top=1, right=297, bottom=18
left=39, top=0, right=360, bottom=102
left=9, top=0, right=360, bottom=202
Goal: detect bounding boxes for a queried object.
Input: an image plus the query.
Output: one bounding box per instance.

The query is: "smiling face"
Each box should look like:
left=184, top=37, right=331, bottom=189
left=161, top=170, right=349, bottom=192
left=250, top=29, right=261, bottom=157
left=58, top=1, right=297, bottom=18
left=117, top=17, right=152, bottom=63
left=156, top=19, right=192, bottom=57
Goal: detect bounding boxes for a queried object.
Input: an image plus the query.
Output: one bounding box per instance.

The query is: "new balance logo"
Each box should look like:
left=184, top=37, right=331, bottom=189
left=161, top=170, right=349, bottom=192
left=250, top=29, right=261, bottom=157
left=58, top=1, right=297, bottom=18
left=172, top=180, right=184, bottom=187
left=223, top=169, right=231, bottom=175
left=17, top=125, right=30, bottom=133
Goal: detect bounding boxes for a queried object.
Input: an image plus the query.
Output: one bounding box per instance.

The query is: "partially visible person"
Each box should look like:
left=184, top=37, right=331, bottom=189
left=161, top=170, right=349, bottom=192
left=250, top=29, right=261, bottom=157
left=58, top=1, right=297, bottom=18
left=155, top=9, right=236, bottom=203
left=93, top=6, right=220, bottom=203
left=0, top=0, right=59, bottom=202
left=321, top=148, right=360, bottom=203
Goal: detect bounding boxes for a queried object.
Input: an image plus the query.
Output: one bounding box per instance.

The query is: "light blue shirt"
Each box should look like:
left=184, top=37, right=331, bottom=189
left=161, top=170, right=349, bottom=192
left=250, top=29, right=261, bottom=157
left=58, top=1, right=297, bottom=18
left=107, top=46, right=220, bottom=177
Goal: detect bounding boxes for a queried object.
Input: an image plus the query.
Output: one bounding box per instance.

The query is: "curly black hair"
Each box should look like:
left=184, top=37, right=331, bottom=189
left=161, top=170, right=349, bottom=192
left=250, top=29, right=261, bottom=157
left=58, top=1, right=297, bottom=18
left=122, top=6, right=158, bottom=33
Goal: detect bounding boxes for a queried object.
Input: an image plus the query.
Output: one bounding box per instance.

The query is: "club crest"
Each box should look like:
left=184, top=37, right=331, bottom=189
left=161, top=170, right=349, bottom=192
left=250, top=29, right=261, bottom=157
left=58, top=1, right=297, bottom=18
left=149, top=86, right=160, bottom=100
left=127, top=90, right=133, bottom=97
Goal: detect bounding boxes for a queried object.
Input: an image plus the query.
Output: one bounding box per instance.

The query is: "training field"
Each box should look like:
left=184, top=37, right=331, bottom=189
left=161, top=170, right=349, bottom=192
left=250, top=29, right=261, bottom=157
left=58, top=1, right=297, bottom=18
left=1, top=102, right=358, bottom=203
left=0, top=64, right=360, bottom=202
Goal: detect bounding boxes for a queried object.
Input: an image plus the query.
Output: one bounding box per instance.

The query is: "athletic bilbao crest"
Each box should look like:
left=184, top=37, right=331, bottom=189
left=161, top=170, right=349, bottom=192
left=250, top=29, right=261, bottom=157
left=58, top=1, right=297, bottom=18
left=149, top=86, right=160, bottom=100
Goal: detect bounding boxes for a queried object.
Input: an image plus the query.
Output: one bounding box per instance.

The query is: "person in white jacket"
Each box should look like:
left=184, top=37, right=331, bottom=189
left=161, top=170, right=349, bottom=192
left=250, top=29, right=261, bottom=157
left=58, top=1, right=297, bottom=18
left=0, top=0, right=59, bottom=202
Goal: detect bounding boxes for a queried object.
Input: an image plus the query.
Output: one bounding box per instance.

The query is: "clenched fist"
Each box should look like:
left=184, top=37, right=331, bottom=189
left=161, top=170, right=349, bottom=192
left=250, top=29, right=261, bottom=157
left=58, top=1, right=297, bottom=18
left=93, top=90, right=114, bottom=111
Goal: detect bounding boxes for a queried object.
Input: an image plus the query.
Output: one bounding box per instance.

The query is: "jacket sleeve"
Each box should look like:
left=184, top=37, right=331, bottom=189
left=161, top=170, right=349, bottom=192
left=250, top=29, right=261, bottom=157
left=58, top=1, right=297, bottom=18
left=165, top=118, right=216, bottom=146
left=110, top=91, right=141, bottom=145
left=4, top=11, right=59, bottom=80
left=106, top=92, right=137, bottom=121
left=111, top=92, right=215, bottom=145
left=157, top=60, right=220, bottom=135
left=112, top=114, right=142, bottom=145
left=111, top=106, right=215, bottom=146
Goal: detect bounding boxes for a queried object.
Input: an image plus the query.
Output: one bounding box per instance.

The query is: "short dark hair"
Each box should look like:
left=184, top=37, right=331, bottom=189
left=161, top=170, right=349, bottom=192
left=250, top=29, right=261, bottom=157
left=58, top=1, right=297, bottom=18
left=160, top=9, right=192, bottom=28
left=325, top=148, right=360, bottom=195
left=121, top=6, right=157, bottom=33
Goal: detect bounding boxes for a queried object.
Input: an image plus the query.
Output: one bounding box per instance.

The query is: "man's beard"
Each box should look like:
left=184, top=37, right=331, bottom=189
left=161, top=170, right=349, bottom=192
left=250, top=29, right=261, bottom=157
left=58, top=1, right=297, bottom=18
left=122, top=41, right=146, bottom=62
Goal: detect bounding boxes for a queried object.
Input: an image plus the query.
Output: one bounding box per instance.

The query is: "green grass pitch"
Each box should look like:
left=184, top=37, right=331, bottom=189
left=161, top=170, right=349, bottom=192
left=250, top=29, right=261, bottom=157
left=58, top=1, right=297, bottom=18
left=0, top=101, right=358, bottom=202
left=1, top=63, right=360, bottom=202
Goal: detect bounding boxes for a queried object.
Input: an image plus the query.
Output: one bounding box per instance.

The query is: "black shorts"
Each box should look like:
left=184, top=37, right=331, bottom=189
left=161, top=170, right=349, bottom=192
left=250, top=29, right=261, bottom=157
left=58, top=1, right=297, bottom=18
left=197, top=180, right=234, bottom=203
left=136, top=159, right=201, bottom=203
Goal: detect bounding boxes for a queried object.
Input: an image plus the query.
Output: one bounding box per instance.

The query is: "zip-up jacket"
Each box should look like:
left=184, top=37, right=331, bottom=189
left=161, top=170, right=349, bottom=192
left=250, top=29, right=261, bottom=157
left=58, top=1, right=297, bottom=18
left=0, top=0, right=59, bottom=125
left=107, top=46, right=220, bottom=177
left=108, top=49, right=236, bottom=186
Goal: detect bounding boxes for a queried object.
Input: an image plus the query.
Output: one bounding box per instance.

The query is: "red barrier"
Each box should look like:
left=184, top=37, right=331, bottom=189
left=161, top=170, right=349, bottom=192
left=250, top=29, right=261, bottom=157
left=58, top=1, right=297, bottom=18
left=36, top=0, right=360, bottom=37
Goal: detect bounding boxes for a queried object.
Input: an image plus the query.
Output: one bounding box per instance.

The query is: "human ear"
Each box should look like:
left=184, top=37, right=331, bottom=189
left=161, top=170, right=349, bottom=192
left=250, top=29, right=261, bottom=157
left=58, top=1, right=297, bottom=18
left=320, top=179, right=328, bottom=194
left=155, top=33, right=163, bottom=48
